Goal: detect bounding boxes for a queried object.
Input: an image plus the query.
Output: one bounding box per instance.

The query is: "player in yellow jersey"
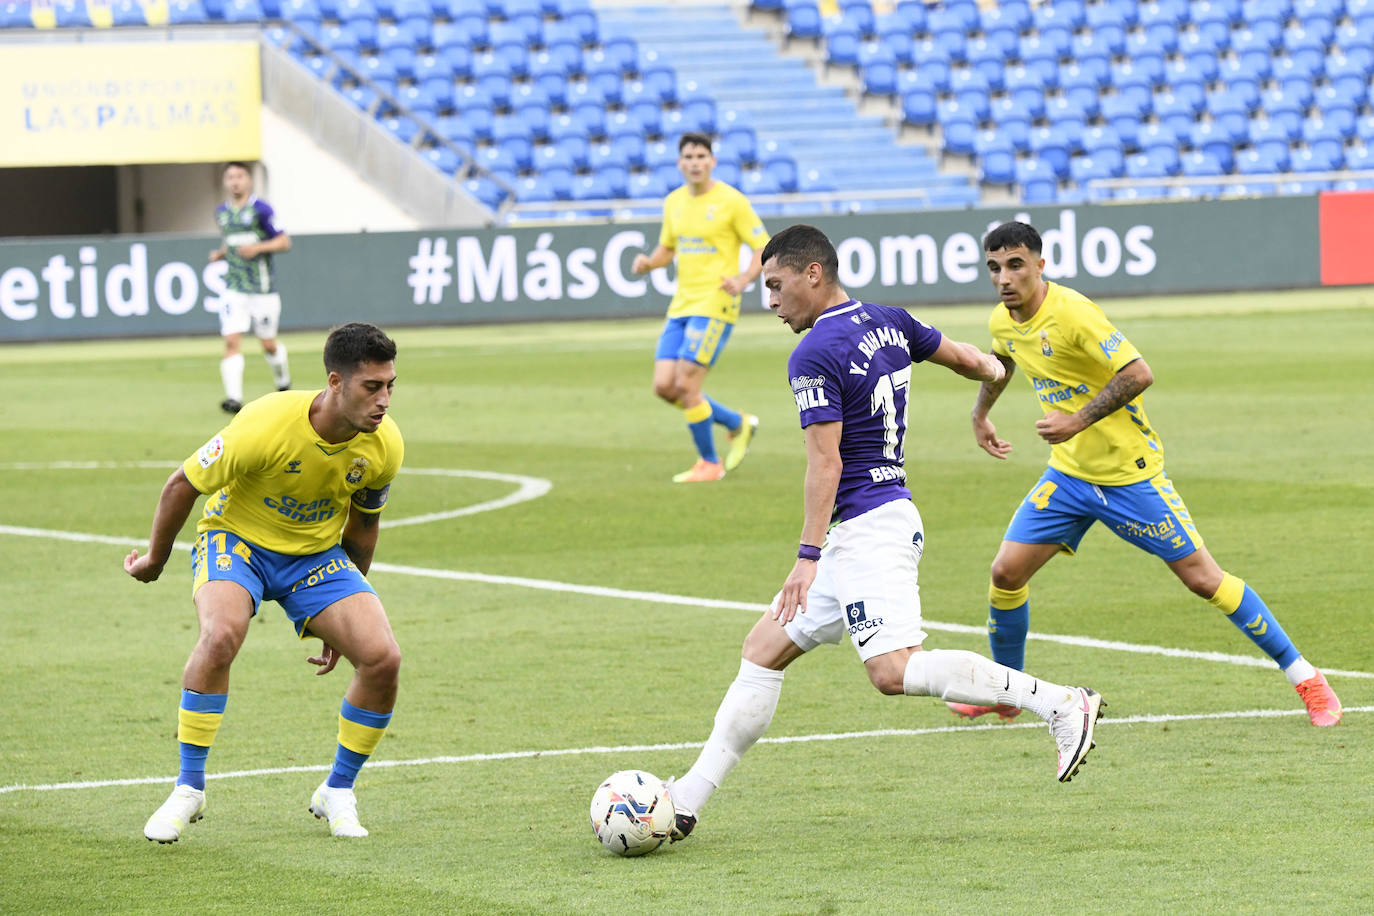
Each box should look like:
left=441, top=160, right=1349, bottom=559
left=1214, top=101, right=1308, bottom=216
left=632, top=133, right=770, bottom=482
left=126, top=322, right=407, bottom=842
left=950, top=221, right=1341, bottom=727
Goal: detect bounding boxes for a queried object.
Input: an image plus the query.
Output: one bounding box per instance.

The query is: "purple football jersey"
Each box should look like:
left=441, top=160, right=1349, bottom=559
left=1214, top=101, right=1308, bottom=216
left=787, top=300, right=943, bottom=523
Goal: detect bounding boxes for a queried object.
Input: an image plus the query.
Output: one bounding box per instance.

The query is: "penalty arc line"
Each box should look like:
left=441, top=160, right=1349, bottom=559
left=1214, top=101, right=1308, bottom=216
left=3, top=525, right=1373, bottom=682
left=3, top=705, right=1370, bottom=796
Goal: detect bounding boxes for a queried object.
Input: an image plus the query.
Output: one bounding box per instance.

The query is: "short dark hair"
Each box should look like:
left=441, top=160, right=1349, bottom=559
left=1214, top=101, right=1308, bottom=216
left=222, top=161, right=253, bottom=176
left=983, top=221, right=1042, bottom=254
left=678, top=132, right=714, bottom=153
left=324, top=322, right=397, bottom=376
left=760, top=224, right=839, bottom=285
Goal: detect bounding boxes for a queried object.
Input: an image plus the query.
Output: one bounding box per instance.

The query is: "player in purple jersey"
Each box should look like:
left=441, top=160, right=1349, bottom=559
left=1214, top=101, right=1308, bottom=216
left=665, top=225, right=1105, bottom=843
left=210, top=162, right=293, bottom=414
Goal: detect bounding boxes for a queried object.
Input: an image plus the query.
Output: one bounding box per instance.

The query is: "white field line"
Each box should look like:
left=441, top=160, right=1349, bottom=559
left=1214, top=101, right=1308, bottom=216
left=0, top=462, right=552, bottom=529
left=3, top=705, right=1370, bottom=796
left=4, top=524, right=1374, bottom=683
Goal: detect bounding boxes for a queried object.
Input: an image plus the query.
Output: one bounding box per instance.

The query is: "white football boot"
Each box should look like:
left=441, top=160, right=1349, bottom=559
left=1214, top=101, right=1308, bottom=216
left=310, top=781, right=369, bottom=837
left=1049, top=687, right=1104, bottom=782
left=144, top=784, right=206, bottom=843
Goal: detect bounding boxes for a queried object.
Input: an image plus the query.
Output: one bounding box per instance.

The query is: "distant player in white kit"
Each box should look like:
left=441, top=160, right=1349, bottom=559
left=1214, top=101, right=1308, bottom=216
left=211, top=161, right=293, bottom=414
left=667, top=224, right=1104, bottom=842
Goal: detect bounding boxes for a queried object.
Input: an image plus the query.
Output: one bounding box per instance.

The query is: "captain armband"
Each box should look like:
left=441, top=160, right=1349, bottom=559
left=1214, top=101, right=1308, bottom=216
left=351, top=484, right=390, bottom=511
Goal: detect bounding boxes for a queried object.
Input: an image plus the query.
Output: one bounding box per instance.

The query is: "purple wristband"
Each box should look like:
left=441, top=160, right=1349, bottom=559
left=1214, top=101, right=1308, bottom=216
left=797, top=544, right=822, bottom=561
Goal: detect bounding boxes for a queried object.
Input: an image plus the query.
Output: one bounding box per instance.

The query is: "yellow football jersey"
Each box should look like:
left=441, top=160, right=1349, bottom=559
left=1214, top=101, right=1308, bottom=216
left=990, top=282, right=1163, bottom=485
left=658, top=180, right=769, bottom=322
left=183, top=390, right=404, bottom=555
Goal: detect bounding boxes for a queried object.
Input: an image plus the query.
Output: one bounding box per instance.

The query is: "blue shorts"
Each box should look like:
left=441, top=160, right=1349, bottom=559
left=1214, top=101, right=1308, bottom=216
left=1003, top=467, right=1205, bottom=562
left=190, top=529, right=376, bottom=639
left=654, top=315, right=734, bottom=367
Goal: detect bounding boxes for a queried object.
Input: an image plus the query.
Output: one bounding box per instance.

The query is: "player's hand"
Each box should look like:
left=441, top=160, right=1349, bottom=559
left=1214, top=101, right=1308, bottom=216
left=719, top=274, right=748, bottom=296
left=208, top=249, right=224, bottom=263
left=123, top=548, right=165, bottom=583
left=307, top=641, right=341, bottom=676
left=772, top=559, right=818, bottom=625
left=973, top=415, right=1012, bottom=459
left=1035, top=410, right=1086, bottom=444
left=982, top=353, right=1006, bottom=383
left=630, top=254, right=651, bottom=275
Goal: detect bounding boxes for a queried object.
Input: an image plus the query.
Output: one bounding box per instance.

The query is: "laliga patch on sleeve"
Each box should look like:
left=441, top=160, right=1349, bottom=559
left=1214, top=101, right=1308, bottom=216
left=197, top=435, right=225, bottom=469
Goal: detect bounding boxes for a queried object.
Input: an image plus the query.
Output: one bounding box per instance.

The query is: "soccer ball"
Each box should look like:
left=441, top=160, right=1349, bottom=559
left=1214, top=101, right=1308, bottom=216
left=589, top=769, right=675, bottom=856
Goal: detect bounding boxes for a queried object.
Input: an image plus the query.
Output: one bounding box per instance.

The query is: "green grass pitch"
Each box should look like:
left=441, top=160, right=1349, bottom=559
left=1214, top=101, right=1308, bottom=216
left=2, top=286, right=1371, bottom=914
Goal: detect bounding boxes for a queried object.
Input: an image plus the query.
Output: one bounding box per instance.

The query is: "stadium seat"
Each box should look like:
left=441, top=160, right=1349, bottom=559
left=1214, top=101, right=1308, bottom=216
left=380, top=115, right=421, bottom=145
left=901, top=88, right=936, bottom=128
left=221, top=0, right=264, bottom=21
left=1015, top=157, right=1057, bottom=203
left=422, top=146, right=463, bottom=176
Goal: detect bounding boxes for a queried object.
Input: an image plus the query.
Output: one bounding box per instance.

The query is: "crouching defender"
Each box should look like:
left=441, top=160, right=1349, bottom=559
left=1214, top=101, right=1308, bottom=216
left=126, top=322, right=404, bottom=841
left=667, top=226, right=1104, bottom=842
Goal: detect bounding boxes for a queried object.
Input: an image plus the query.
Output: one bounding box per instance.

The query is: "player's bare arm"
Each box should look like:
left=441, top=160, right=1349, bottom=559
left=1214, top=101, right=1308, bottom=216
left=774, top=420, right=842, bottom=626
left=971, top=352, right=1017, bottom=459
left=926, top=336, right=1007, bottom=383
left=720, top=246, right=764, bottom=296
left=124, top=468, right=202, bottom=582
left=631, top=245, right=674, bottom=275
left=1037, top=357, right=1154, bottom=444
left=339, top=504, right=382, bottom=575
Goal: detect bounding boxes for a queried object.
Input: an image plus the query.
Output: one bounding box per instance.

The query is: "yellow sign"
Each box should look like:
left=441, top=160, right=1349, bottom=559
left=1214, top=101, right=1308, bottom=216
left=0, top=41, right=261, bottom=166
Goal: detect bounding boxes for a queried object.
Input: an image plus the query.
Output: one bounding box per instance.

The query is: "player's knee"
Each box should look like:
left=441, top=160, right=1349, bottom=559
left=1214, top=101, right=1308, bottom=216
left=865, top=656, right=908, bottom=695
left=989, top=558, right=1028, bottom=591
left=652, top=379, right=679, bottom=403
left=193, top=625, right=244, bottom=670
left=363, top=640, right=402, bottom=685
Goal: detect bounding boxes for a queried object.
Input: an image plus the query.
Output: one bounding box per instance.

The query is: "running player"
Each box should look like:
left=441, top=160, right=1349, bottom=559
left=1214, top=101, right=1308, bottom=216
left=210, top=161, right=292, bottom=414
left=631, top=133, right=769, bottom=482
left=127, top=322, right=404, bottom=842
left=667, top=225, right=1103, bottom=843
left=951, top=220, right=1341, bottom=726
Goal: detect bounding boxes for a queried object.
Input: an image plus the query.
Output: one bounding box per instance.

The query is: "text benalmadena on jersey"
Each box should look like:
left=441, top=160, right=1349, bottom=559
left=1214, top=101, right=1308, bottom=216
left=182, top=390, right=405, bottom=555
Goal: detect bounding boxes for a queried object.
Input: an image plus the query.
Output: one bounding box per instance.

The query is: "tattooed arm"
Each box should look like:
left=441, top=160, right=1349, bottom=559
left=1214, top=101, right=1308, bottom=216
left=1036, top=358, right=1155, bottom=445
left=340, top=506, right=382, bottom=575
left=971, top=353, right=1018, bottom=459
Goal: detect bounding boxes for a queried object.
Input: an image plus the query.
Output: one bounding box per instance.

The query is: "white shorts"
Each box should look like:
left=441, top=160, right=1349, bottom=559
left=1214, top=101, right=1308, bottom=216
left=782, top=498, right=928, bottom=662
left=219, top=290, right=282, bottom=338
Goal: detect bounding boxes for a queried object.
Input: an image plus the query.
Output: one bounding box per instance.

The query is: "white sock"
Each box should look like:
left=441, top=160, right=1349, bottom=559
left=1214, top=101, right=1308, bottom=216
left=220, top=353, right=245, bottom=402
left=673, top=659, right=784, bottom=814
left=1283, top=656, right=1317, bottom=686
left=264, top=344, right=291, bottom=389
left=902, top=649, right=1075, bottom=722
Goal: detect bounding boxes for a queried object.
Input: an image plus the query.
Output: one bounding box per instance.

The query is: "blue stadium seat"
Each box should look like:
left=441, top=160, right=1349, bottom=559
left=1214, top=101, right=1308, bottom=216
left=462, top=176, right=510, bottom=211
left=1069, top=153, right=1121, bottom=185
left=786, top=3, right=823, bottom=42
left=1100, top=94, right=1147, bottom=146
left=423, top=146, right=463, bottom=176
left=901, top=88, right=936, bottom=128
left=627, top=172, right=670, bottom=200
left=1015, top=157, right=1058, bottom=203
left=764, top=155, right=799, bottom=192
left=879, top=25, right=915, bottom=65
left=826, top=26, right=861, bottom=69
left=910, top=58, right=951, bottom=93
left=739, top=169, right=782, bottom=196
left=1187, top=121, right=1235, bottom=171
left=548, top=133, right=588, bottom=171
left=167, top=0, right=210, bottom=23
left=434, top=115, right=476, bottom=149
left=840, top=0, right=876, bottom=36
left=221, top=0, right=264, bottom=21
left=380, top=115, right=421, bottom=145
left=1085, top=0, right=1132, bottom=28
left=978, top=146, right=1016, bottom=185
left=1235, top=145, right=1290, bottom=175
left=1291, top=144, right=1342, bottom=173
left=109, top=0, right=148, bottom=25
left=986, top=98, right=1032, bottom=151
left=1028, top=126, right=1074, bottom=178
